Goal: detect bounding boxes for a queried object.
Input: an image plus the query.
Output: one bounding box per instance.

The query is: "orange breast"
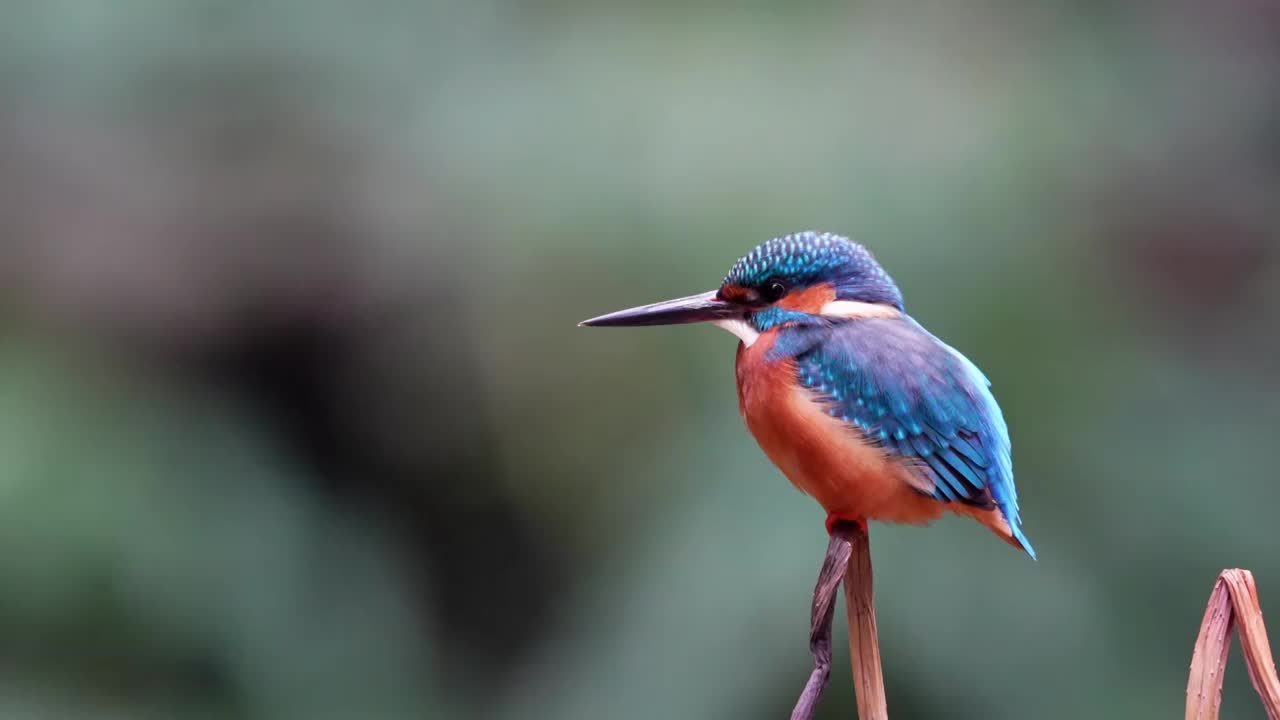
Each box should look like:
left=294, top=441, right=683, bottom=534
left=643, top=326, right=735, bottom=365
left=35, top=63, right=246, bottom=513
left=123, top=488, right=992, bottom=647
left=735, top=333, right=946, bottom=526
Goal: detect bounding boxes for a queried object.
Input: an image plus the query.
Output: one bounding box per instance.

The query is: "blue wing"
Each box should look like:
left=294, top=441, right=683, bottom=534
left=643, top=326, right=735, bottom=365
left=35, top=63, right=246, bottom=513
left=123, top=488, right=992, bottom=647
left=772, top=317, right=1034, bottom=557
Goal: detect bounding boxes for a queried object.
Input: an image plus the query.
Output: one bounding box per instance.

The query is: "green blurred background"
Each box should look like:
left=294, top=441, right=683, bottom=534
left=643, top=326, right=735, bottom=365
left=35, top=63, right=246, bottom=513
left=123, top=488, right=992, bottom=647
left=2, top=1, right=1278, bottom=718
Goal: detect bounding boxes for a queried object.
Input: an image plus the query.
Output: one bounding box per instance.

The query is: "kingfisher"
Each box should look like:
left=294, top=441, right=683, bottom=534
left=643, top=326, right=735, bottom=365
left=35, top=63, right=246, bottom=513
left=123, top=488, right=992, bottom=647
left=581, top=231, right=1035, bottom=558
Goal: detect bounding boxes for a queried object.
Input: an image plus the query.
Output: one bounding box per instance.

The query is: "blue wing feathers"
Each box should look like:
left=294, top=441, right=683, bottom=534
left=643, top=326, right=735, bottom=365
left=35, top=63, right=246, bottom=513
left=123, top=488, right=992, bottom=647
left=925, top=453, right=970, bottom=500
left=950, top=435, right=988, bottom=468
left=774, top=316, right=1035, bottom=558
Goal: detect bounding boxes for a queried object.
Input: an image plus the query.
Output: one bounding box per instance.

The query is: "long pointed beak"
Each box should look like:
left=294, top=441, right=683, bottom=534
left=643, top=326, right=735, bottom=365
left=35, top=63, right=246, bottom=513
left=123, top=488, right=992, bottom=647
left=579, top=290, right=740, bottom=327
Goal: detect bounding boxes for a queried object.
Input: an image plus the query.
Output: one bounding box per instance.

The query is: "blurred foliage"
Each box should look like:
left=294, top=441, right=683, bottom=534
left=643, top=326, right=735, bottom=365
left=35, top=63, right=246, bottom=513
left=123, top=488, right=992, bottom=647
left=1, top=1, right=1279, bottom=718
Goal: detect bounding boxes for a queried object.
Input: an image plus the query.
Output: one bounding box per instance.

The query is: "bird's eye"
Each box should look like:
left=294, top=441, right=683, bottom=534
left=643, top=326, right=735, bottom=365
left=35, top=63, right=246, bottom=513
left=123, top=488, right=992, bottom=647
left=762, top=280, right=787, bottom=303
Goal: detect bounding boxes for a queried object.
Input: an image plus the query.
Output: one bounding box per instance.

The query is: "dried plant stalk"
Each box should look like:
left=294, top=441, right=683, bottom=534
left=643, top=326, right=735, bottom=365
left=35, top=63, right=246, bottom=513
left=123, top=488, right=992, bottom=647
left=790, top=522, right=888, bottom=720
left=1187, top=575, right=1235, bottom=720
left=1221, top=571, right=1280, bottom=718
left=1186, top=569, right=1280, bottom=720
left=790, top=532, right=852, bottom=720
left=842, top=525, right=888, bottom=720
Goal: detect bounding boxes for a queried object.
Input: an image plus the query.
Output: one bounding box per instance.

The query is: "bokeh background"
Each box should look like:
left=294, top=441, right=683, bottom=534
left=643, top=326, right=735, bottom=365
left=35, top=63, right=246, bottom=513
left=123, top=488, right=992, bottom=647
left=2, top=2, right=1278, bottom=719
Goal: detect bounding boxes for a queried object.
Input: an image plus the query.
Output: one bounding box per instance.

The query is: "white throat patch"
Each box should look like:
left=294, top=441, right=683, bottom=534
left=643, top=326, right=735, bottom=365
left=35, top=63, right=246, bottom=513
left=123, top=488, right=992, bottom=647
left=713, top=318, right=760, bottom=347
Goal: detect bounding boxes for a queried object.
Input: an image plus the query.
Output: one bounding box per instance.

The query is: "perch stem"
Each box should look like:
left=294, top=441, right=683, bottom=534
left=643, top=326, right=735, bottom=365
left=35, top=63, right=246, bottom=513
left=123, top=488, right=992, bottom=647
left=789, top=521, right=888, bottom=720
left=842, top=523, right=888, bottom=720
left=790, top=532, right=852, bottom=720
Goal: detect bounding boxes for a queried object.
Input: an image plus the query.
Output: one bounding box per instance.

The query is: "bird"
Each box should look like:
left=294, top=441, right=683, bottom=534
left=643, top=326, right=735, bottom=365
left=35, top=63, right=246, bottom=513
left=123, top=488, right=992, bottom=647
left=580, top=231, right=1035, bottom=558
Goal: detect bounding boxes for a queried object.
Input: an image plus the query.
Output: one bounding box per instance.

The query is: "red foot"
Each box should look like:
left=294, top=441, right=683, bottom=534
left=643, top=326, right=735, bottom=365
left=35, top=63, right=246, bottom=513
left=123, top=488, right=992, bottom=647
left=825, top=513, right=867, bottom=536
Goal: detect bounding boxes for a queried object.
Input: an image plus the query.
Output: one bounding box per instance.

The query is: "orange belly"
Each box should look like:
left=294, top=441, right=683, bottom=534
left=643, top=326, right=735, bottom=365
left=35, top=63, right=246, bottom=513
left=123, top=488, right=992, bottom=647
left=735, top=334, right=1022, bottom=546
left=735, top=335, right=945, bottom=525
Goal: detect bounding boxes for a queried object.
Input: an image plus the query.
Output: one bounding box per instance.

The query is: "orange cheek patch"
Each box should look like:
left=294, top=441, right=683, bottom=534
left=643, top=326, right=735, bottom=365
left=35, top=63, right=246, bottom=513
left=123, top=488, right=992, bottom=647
left=777, top=283, right=837, bottom=313
left=719, top=284, right=757, bottom=304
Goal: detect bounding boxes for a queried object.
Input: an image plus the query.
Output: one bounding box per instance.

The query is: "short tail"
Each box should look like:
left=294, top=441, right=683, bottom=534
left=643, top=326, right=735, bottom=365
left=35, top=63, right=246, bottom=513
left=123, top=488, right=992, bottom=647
left=1007, top=520, right=1037, bottom=561
left=965, top=506, right=1037, bottom=560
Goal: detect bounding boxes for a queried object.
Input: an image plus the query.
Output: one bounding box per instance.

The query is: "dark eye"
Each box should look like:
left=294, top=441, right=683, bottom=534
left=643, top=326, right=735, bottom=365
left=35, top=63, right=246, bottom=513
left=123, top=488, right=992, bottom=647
left=761, top=280, right=787, bottom=303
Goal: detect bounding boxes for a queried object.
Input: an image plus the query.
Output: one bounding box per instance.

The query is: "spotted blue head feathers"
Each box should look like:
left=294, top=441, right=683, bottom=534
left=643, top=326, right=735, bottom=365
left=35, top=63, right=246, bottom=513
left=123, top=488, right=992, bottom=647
left=721, top=231, right=904, bottom=310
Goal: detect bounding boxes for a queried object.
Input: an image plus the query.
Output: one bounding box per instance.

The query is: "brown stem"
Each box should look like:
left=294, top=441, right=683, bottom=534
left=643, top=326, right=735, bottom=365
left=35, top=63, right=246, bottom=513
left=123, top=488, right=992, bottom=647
left=1186, top=576, right=1233, bottom=720
left=1186, top=569, right=1280, bottom=720
left=842, top=523, right=888, bottom=719
left=789, top=522, right=887, bottom=720
left=1222, top=571, right=1280, bottom=720
left=790, top=532, right=852, bottom=720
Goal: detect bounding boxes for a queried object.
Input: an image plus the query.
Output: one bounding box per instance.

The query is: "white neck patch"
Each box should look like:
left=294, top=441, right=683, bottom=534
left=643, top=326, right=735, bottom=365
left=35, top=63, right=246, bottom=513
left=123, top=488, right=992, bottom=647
left=713, top=318, right=760, bottom=347
left=711, top=301, right=899, bottom=347
left=819, top=300, right=901, bottom=319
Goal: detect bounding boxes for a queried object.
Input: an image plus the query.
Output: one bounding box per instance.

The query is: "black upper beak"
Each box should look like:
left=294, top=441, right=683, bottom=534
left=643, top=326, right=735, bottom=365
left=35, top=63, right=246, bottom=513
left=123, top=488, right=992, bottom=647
left=579, top=290, right=741, bottom=327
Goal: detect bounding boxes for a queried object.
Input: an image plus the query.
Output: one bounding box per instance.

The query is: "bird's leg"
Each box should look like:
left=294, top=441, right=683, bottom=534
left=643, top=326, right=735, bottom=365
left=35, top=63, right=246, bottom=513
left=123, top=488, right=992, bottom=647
left=789, top=528, right=853, bottom=720
left=825, top=512, right=867, bottom=537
